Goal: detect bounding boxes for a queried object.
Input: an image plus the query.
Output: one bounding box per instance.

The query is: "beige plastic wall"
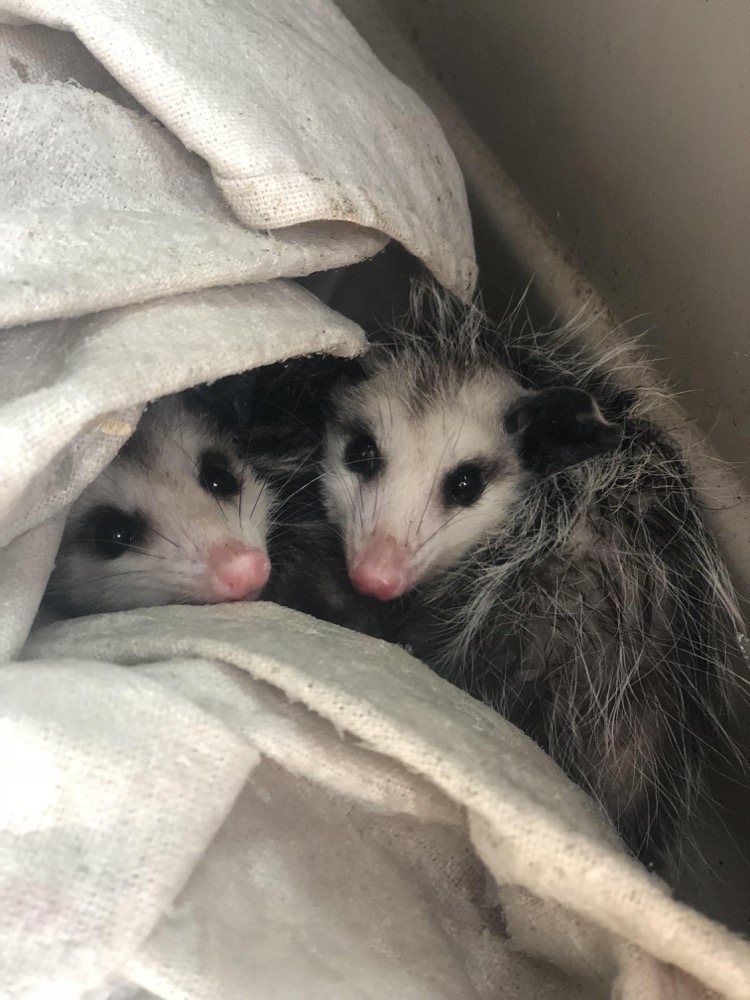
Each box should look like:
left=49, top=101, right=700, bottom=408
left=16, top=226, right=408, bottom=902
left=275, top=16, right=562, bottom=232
left=339, top=0, right=750, bottom=934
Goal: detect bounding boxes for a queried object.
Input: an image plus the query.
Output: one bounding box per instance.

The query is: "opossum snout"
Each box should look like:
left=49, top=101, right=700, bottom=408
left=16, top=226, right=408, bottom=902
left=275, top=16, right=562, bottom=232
left=349, top=535, right=413, bottom=601
left=206, top=541, right=271, bottom=602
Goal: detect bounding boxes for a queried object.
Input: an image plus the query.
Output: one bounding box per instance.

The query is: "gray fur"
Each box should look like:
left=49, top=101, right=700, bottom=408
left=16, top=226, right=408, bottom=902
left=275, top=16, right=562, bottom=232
left=319, top=281, right=747, bottom=872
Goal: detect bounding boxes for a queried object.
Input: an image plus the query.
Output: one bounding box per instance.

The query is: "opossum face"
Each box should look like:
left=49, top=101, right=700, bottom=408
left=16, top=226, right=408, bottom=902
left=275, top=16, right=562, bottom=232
left=48, top=395, right=274, bottom=616
left=323, top=366, right=622, bottom=601
left=322, top=369, right=527, bottom=600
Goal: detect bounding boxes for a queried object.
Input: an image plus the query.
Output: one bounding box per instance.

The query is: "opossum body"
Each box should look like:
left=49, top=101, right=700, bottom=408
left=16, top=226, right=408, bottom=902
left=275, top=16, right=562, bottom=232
left=46, top=393, right=274, bottom=616
left=320, top=283, right=746, bottom=871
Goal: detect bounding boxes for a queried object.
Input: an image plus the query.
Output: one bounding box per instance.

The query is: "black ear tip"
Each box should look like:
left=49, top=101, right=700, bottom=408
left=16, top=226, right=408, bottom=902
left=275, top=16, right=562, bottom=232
left=505, top=387, right=606, bottom=431
left=507, top=385, right=624, bottom=475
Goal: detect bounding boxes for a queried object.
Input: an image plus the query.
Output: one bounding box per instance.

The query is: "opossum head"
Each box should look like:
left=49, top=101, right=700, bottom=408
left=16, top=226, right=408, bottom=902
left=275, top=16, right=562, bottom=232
left=322, top=356, right=622, bottom=601
left=48, top=394, right=274, bottom=615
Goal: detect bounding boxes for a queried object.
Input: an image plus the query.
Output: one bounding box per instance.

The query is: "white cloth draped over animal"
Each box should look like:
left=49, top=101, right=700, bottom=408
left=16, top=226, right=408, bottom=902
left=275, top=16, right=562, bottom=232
left=0, top=1, right=748, bottom=998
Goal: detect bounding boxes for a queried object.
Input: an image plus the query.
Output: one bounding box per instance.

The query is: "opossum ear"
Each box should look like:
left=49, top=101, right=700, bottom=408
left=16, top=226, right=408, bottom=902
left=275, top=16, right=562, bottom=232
left=504, top=387, right=623, bottom=475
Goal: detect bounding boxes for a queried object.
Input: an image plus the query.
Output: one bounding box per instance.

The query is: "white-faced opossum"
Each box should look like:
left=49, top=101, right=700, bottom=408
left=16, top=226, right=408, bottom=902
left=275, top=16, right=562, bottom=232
left=45, top=392, right=273, bottom=616
left=319, top=282, right=746, bottom=872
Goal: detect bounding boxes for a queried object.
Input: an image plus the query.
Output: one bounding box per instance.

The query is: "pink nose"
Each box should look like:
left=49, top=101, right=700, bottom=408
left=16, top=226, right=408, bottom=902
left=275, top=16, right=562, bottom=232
left=348, top=535, right=413, bottom=601
left=206, top=542, right=271, bottom=602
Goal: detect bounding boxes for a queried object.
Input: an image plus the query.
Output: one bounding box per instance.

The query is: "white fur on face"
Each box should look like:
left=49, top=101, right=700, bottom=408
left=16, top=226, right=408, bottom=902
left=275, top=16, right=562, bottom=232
left=322, top=369, right=527, bottom=590
left=48, top=396, right=273, bottom=615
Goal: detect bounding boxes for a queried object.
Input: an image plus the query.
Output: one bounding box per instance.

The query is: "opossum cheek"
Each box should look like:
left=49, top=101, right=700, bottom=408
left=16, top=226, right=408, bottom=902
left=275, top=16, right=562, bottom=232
left=204, top=541, right=271, bottom=603
left=348, top=534, right=415, bottom=601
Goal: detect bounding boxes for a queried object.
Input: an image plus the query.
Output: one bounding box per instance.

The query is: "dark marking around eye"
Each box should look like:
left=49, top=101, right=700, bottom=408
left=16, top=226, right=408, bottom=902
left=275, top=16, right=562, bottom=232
left=443, top=462, right=486, bottom=508
left=199, top=450, right=241, bottom=498
left=80, top=505, right=149, bottom=560
left=344, top=433, right=383, bottom=480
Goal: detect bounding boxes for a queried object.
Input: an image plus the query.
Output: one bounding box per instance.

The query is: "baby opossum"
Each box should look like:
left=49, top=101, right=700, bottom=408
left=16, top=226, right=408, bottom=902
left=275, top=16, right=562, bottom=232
left=320, top=282, right=746, bottom=871
left=46, top=392, right=273, bottom=616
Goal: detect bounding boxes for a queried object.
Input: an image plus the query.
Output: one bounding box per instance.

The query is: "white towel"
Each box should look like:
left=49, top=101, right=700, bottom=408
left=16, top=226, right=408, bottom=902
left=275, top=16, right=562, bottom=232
left=18, top=604, right=750, bottom=1000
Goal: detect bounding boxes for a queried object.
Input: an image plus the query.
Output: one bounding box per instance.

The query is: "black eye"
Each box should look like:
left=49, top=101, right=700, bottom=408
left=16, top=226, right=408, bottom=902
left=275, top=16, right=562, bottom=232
left=443, top=463, right=485, bottom=507
left=344, top=433, right=382, bottom=480
left=199, top=451, right=241, bottom=498
left=82, top=506, right=149, bottom=560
